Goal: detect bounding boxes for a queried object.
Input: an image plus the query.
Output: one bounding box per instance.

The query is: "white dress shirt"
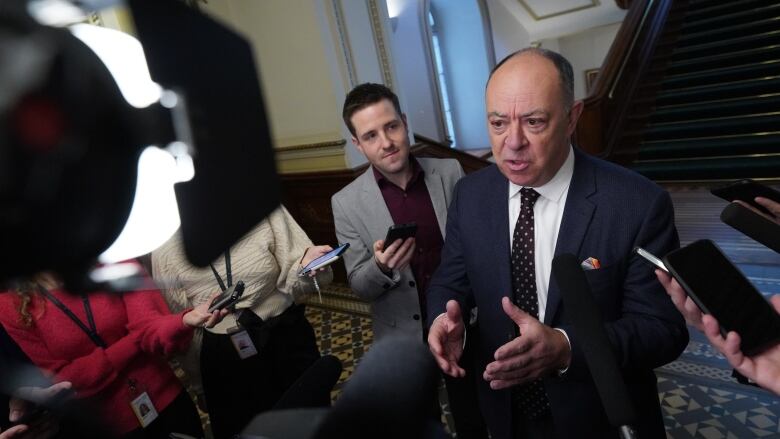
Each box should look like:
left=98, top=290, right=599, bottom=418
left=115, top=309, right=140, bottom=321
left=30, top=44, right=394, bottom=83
left=508, top=145, right=574, bottom=323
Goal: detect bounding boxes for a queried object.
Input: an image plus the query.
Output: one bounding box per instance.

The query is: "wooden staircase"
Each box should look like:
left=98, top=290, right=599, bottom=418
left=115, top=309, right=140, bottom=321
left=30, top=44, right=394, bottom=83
left=577, top=0, right=780, bottom=182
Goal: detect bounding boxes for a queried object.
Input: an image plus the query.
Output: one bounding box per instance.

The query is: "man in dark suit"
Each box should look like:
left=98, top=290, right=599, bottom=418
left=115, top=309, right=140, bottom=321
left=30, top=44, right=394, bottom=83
left=426, top=48, right=688, bottom=439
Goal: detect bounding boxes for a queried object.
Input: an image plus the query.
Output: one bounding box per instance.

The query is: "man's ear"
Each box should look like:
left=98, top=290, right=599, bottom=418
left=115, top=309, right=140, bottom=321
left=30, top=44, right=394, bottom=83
left=566, top=100, right=584, bottom=136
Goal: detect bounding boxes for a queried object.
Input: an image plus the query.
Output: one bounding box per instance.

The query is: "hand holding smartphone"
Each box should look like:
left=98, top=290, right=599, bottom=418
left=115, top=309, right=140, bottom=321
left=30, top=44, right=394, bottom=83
left=382, top=223, right=417, bottom=251
left=299, top=243, right=349, bottom=276
left=659, top=240, right=780, bottom=356
left=711, top=179, right=780, bottom=216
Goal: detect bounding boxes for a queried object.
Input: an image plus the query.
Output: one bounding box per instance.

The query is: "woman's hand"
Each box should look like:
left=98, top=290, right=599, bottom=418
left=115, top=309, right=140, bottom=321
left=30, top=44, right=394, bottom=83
left=182, top=292, right=230, bottom=328
left=300, top=245, right=334, bottom=277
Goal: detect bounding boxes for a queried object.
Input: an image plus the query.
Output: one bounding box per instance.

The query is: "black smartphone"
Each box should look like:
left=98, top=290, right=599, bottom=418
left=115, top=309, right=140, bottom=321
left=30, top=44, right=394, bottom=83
left=382, top=223, right=417, bottom=251
left=711, top=179, right=780, bottom=216
left=299, top=243, right=350, bottom=275
left=720, top=202, right=780, bottom=254
left=208, top=280, right=245, bottom=312
left=663, top=239, right=780, bottom=356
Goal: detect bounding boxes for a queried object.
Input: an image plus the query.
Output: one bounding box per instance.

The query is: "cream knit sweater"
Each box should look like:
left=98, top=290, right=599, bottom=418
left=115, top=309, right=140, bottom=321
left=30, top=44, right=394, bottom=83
left=151, top=205, right=332, bottom=393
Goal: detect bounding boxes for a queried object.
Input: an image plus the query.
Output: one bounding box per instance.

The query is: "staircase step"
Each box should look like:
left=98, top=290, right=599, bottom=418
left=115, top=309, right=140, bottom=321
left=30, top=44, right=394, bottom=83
left=654, top=76, right=780, bottom=106
left=680, top=4, right=780, bottom=35
left=664, top=44, right=780, bottom=76
left=684, top=0, right=779, bottom=23
left=659, top=61, right=780, bottom=91
left=646, top=94, right=780, bottom=123
left=632, top=154, right=780, bottom=181
left=671, top=30, right=780, bottom=62
left=686, top=0, right=752, bottom=12
left=677, top=16, right=780, bottom=47
left=641, top=112, right=780, bottom=141
left=637, top=132, right=780, bottom=160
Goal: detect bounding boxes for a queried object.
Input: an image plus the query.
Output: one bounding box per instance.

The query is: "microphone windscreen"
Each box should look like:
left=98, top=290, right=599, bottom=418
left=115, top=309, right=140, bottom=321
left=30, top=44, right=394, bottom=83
left=314, top=336, right=443, bottom=439
left=552, top=253, right=637, bottom=427
left=273, top=354, right=343, bottom=410
left=720, top=202, right=780, bottom=253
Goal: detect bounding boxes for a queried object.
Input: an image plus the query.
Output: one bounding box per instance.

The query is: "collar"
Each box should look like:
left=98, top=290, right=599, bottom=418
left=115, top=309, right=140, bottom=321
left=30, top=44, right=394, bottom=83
left=373, top=156, right=424, bottom=188
left=508, top=145, right=574, bottom=203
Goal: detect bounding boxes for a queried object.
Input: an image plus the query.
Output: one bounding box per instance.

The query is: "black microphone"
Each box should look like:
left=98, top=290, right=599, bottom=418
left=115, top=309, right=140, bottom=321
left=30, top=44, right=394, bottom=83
left=552, top=253, right=637, bottom=439
left=240, top=355, right=341, bottom=438
left=272, top=354, right=343, bottom=410
left=720, top=202, right=780, bottom=253
left=313, top=336, right=447, bottom=439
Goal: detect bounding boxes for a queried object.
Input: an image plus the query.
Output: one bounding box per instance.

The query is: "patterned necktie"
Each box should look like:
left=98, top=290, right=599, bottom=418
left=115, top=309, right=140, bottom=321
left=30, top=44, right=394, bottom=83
left=510, top=188, right=551, bottom=420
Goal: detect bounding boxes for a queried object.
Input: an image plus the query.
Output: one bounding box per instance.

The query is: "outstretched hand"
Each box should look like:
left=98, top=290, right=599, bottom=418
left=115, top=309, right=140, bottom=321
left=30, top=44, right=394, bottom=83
left=183, top=292, right=230, bottom=329
left=428, top=300, right=466, bottom=378
left=2, top=382, right=73, bottom=439
left=483, top=297, right=569, bottom=390
left=701, top=295, right=780, bottom=395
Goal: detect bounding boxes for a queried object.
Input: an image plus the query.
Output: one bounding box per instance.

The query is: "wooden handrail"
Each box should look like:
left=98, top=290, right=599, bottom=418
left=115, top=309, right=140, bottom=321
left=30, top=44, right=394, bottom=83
left=574, top=0, right=675, bottom=158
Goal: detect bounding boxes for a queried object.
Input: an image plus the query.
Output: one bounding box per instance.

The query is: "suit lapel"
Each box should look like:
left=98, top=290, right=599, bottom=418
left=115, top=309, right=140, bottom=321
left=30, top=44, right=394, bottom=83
left=488, top=166, right=512, bottom=303
left=422, top=162, right=448, bottom=237
left=544, top=149, right=597, bottom=325
left=358, top=168, right=394, bottom=240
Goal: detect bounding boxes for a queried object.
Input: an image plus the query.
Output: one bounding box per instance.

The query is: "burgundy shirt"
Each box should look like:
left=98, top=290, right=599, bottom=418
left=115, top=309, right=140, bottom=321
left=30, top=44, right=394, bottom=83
left=374, top=158, right=443, bottom=320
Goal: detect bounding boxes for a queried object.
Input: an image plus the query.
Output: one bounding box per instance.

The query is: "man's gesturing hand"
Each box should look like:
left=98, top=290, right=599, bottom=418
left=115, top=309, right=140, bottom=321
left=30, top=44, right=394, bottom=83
left=428, top=300, right=466, bottom=378
left=484, top=297, right=569, bottom=390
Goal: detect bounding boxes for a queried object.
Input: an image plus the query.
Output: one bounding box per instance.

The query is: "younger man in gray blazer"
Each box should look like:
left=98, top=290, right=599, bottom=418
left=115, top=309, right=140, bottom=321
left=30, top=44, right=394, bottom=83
left=331, top=83, right=486, bottom=438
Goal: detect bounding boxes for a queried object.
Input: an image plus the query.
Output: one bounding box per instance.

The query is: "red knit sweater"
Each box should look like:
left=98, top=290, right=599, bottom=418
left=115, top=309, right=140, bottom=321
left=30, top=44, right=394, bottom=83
left=0, top=286, right=194, bottom=435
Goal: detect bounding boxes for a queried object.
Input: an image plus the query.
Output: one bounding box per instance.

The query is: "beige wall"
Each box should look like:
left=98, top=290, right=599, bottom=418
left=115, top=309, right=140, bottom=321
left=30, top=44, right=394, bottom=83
left=558, top=22, right=623, bottom=100
left=202, top=1, right=345, bottom=150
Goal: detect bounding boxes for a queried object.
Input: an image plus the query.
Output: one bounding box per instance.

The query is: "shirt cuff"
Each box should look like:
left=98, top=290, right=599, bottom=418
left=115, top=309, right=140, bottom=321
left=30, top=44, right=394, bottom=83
left=553, top=327, right=571, bottom=376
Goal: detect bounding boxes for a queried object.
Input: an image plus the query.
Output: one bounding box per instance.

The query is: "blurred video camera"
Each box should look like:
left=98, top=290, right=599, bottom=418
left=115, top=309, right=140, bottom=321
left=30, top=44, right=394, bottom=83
left=0, top=0, right=280, bottom=289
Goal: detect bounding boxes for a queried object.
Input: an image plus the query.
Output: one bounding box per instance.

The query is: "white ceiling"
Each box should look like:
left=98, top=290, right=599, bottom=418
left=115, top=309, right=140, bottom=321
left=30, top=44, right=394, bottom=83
left=500, top=0, right=627, bottom=40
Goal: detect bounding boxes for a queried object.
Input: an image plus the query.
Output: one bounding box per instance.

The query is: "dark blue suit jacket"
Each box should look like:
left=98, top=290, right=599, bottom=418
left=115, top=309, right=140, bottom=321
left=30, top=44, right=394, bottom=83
left=427, top=148, right=688, bottom=439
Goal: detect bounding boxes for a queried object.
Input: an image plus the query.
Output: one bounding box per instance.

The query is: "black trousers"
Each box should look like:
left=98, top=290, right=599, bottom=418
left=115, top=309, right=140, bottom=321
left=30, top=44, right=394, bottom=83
left=200, top=305, right=320, bottom=439
left=121, top=390, right=203, bottom=439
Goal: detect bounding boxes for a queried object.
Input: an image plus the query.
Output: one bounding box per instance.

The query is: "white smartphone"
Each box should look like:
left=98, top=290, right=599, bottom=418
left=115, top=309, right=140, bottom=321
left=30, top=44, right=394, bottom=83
left=633, top=246, right=668, bottom=272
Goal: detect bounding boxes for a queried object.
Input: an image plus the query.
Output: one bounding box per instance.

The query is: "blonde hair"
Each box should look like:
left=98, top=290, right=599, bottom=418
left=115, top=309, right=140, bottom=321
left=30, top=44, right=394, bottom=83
left=15, top=282, right=40, bottom=327
left=14, top=273, right=56, bottom=327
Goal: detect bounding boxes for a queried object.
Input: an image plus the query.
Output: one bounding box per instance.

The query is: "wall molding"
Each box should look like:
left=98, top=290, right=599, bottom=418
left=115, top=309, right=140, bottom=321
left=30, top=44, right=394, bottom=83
left=276, top=139, right=348, bottom=173
left=366, top=0, right=394, bottom=89
left=276, top=139, right=347, bottom=152
left=331, top=0, right=358, bottom=88
left=518, top=0, right=600, bottom=21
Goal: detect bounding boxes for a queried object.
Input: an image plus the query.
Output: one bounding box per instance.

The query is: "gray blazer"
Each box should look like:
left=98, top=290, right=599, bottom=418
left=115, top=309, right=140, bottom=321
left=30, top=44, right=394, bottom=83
left=331, top=157, right=464, bottom=340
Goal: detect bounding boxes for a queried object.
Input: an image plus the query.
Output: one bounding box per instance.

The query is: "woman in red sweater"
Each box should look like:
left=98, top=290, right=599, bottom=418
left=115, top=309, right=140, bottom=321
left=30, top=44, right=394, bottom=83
left=0, top=273, right=226, bottom=438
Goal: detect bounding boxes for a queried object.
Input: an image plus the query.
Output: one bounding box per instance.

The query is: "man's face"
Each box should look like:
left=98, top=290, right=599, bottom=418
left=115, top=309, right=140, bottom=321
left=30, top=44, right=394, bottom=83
left=486, top=54, right=583, bottom=187
left=350, top=99, right=411, bottom=177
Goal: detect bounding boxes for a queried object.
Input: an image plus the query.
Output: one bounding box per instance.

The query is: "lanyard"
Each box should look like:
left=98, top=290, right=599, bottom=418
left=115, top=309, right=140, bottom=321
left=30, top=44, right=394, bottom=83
left=209, top=249, right=232, bottom=293
left=38, top=286, right=107, bottom=348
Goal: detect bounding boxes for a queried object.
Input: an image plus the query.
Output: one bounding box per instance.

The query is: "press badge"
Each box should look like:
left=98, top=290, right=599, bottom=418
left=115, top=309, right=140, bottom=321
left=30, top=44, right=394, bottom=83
left=130, top=392, right=159, bottom=428
left=229, top=328, right=258, bottom=359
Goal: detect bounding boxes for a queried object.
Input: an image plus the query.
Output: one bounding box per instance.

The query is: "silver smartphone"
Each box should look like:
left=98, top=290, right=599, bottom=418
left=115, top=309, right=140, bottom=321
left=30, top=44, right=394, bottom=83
left=633, top=246, right=668, bottom=272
